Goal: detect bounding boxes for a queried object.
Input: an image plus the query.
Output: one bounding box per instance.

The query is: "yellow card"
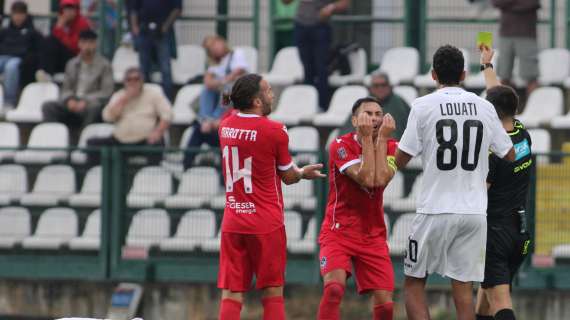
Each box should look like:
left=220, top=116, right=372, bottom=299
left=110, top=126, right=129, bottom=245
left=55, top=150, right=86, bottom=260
left=477, top=32, right=493, bottom=48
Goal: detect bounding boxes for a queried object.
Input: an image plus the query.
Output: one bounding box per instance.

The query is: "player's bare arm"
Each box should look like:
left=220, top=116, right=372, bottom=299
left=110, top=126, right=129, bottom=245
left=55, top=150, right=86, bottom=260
left=480, top=45, right=500, bottom=89
left=281, top=163, right=326, bottom=185
left=345, top=112, right=376, bottom=189
left=503, top=147, right=516, bottom=162
left=374, top=114, right=396, bottom=187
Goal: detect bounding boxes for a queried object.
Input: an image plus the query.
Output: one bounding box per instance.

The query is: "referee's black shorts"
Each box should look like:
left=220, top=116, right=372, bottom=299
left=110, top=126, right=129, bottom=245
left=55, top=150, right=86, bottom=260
left=482, top=216, right=531, bottom=289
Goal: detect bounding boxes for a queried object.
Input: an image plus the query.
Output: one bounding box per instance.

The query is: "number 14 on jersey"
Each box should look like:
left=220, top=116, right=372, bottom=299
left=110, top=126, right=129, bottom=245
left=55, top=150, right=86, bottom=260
left=223, top=146, right=253, bottom=194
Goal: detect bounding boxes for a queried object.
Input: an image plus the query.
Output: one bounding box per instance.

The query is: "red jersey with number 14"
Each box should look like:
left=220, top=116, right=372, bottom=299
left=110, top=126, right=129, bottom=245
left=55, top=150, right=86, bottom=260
left=219, top=112, right=294, bottom=234
left=322, top=132, right=398, bottom=239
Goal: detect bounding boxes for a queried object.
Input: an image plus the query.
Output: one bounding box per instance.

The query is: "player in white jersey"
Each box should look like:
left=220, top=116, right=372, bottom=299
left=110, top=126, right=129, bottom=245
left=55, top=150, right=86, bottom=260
left=394, top=45, right=516, bottom=320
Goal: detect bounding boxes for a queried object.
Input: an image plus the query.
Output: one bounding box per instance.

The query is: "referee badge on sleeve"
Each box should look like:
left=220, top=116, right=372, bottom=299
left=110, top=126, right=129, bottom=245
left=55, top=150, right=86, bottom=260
left=337, top=147, right=347, bottom=160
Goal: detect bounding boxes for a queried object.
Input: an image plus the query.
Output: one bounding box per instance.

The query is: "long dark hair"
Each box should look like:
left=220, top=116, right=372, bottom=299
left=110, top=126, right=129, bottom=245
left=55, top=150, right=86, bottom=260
left=222, top=74, right=263, bottom=110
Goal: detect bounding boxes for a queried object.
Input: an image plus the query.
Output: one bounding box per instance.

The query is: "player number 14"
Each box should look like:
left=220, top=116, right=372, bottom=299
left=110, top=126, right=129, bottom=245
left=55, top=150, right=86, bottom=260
left=223, top=146, right=253, bottom=194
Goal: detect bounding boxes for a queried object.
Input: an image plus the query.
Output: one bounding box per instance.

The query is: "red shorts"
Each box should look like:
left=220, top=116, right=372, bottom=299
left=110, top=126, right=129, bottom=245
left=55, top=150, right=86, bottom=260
left=218, top=226, right=287, bottom=292
left=319, top=231, right=394, bottom=294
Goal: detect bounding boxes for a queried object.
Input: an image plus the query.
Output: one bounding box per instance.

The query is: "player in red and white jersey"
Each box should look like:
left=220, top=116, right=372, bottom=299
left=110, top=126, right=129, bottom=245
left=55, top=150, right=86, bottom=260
left=318, top=97, right=398, bottom=320
left=216, top=74, right=325, bottom=320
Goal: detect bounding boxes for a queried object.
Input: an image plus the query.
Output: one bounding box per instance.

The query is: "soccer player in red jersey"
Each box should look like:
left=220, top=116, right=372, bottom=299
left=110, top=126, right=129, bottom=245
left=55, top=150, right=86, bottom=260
left=217, top=73, right=325, bottom=320
left=318, top=97, right=398, bottom=320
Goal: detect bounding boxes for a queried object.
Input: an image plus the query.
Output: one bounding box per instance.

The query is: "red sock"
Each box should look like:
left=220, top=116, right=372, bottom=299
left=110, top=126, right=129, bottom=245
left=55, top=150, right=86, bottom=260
left=317, top=281, right=345, bottom=320
left=373, top=302, right=394, bottom=320
left=219, top=298, right=242, bottom=320
left=262, top=296, right=285, bottom=320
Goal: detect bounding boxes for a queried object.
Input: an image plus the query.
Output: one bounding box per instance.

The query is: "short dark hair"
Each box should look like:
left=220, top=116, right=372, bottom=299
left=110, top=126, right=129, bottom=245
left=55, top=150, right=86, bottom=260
left=371, top=72, right=391, bottom=86
left=351, top=96, right=382, bottom=115
left=11, top=1, right=28, bottom=14
left=486, top=85, right=519, bottom=120
left=225, top=74, right=263, bottom=110
left=79, top=29, right=98, bottom=40
left=433, top=45, right=464, bottom=85
left=123, top=67, right=142, bottom=81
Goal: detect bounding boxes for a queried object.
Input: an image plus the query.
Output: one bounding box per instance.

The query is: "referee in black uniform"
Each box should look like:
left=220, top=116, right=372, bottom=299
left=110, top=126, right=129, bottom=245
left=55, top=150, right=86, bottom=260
left=475, top=46, right=533, bottom=320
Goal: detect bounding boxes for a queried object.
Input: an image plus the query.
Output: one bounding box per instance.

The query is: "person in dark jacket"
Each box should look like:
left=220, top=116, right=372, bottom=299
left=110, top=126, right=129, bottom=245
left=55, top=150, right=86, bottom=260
left=0, top=1, right=43, bottom=106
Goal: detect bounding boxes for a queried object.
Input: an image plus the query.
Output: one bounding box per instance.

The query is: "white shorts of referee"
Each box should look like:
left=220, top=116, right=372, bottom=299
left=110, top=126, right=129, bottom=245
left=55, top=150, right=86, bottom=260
left=403, top=213, right=487, bottom=282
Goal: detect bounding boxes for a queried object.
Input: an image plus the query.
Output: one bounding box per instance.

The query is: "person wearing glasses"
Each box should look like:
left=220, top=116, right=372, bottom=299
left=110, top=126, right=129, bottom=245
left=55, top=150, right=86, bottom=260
left=340, top=72, right=410, bottom=140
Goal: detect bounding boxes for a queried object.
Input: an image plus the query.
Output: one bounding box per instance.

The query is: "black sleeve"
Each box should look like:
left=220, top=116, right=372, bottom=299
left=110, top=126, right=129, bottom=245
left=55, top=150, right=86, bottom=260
left=487, top=154, right=499, bottom=184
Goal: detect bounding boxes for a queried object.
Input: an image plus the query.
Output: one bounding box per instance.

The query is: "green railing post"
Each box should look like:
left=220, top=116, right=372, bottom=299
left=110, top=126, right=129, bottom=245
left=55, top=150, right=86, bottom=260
left=268, top=0, right=276, bottom=65
left=217, top=0, right=228, bottom=39
left=405, top=0, right=426, bottom=72
left=98, top=0, right=107, bottom=56
left=100, top=147, right=112, bottom=278
left=115, top=0, right=125, bottom=51
left=550, top=0, right=556, bottom=47
left=567, top=0, right=570, bottom=49
left=254, top=0, right=260, bottom=49
left=109, top=146, right=125, bottom=278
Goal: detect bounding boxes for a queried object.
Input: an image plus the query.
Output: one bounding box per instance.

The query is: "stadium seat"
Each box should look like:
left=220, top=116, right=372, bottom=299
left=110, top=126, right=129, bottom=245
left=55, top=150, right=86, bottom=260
left=70, top=123, right=114, bottom=164
left=464, top=50, right=500, bottom=89
left=208, top=195, right=226, bottom=210
left=374, top=47, right=419, bottom=85
left=161, top=126, right=194, bottom=173
left=0, top=165, right=28, bottom=205
left=20, top=165, right=75, bottom=206
left=384, top=172, right=404, bottom=208
left=284, top=211, right=303, bottom=243
left=0, top=122, right=19, bottom=161
left=5, top=82, right=59, bottom=123
left=414, top=48, right=469, bottom=89
left=393, top=86, right=418, bottom=106
left=0, top=207, right=30, bottom=248
left=68, top=166, right=102, bottom=207
left=552, top=244, right=570, bottom=259
left=527, top=129, right=551, bottom=164
left=517, top=87, right=563, bottom=128
left=550, top=110, right=570, bottom=129
left=388, top=213, right=416, bottom=255
left=14, top=123, right=69, bottom=164
left=288, top=126, right=319, bottom=165
left=288, top=216, right=318, bottom=254
left=164, top=167, right=220, bottom=209
left=21, top=208, right=78, bottom=249
left=125, top=209, right=170, bottom=248
left=234, top=46, right=258, bottom=73
left=159, top=209, right=216, bottom=251
left=68, top=209, right=101, bottom=250
left=112, top=45, right=139, bottom=83
left=329, top=48, right=367, bottom=86
left=312, top=85, right=368, bottom=127
left=171, top=84, right=200, bottom=125
left=127, top=166, right=173, bottom=208
left=262, top=46, right=304, bottom=86
left=389, top=174, right=423, bottom=212
left=283, top=180, right=316, bottom=211
left=270, top=85, right=319, bottom=125
left=172, top=44, right=206, bottom=85
left=538, top=48, right=570, bottom=85
left=201, top=229, right=222, bottom=252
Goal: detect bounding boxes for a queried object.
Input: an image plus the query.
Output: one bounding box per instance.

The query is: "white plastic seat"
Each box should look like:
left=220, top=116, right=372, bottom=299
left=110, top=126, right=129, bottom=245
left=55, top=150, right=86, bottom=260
left=6, top=82, right=59, bottom=123
left=552, top=244, right=570, bottom=259
left=125, top=209, right=170, bottom=248
left=388, top=213, right=416, bottom=255
left=0, top=165, right=27, bottom=205
left=288, top=216, right=318, bottom=254
left=68, top=209, right=101, bottom=250
left=68, top=166, right=102, bottom=207
left=270, top=85, right=318, bottom=125
left=262, top=47, right=304, bottom=86
left=20, top=165, right=75, bottom=206
left=159, top=209, right=216, bottom=251
left=70, top=123, right=114, bottom=164
left=550, top=109, right=570, bottom=129
left=329, top=48, right=367, bottom=86
left=527, top=129, right=551, bottom=164
left=282, top=180, right=316, bottom=211
left=172, top=45, right=206, bottom=85
left=14, top=123, right=69, bottom=164
left=393, top=86, right=418, bottom=106
left=375, top=47, right=419, bottom=85
left=161, top=126, right=194, bottom=172
left=414, top=48, right=469, bottom=88
left=312, top=85, right=368, bottom=127
left=284, top=211, right=303, bottom=243
left=164, top=167, right=220, bottom=209
left=383, top=172, right=404, bottom=208
left=288, top=126, right=319, bottom=165
left=201, top=229, right=222, bottom=252
left=0, top=122, right=19, bottom=161
left=234, top=46, right=258, bottom=73
left=517, top=87, right=563, bottom=128
left=127, top=166, right=173, bottom=208
left=171, top=84, right=200, bottom=125
left=0, top=207, right=30, bottom=248
left=112, top=45, right=140, bottom=83
left=538, top=48, right=570, bottom=85
left=390, top=174, right=423, bottom=212
left=21, top=208, right=77, bottom=249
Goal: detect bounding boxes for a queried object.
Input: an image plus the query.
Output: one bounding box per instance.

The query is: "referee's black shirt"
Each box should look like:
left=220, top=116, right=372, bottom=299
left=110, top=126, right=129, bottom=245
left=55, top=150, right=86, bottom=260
left=487, top=120, right=533, bottom=219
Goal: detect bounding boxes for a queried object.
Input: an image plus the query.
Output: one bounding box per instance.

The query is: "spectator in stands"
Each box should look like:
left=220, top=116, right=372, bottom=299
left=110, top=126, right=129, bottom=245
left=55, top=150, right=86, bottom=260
left=130, top=0, right=181, bottom=100
left=36, top=0, right=91, bottom=81
left=274, top=0, right=299, bottom=52
left=42, top=29, right=114, bottom=132
left=86, top=67, right=172, bottom=165
left=492, top=0, right=540, bottom=95
left=0, top=1, right=43, bottom=107
left=282, top=0, right=350, bottom=110
left=340, top=72, right=410, bottom=140
left=182, top=35, right=250, bottom=169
